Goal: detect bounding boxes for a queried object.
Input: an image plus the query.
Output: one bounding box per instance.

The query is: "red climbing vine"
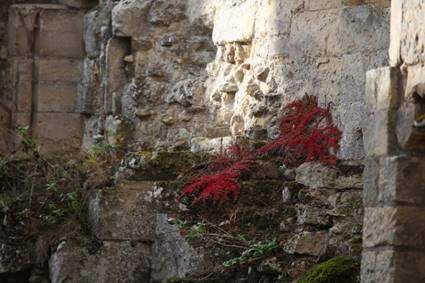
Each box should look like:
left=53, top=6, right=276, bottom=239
left=178, top=95, right=341, bottom=205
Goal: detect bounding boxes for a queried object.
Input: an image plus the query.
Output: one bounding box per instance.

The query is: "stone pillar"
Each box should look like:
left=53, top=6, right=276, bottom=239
left=362, top=1, right=425, bottom=282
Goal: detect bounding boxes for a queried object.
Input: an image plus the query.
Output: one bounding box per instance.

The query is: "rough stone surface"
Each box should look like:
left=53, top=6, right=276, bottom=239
left=49, top=240, right=151, bottom=283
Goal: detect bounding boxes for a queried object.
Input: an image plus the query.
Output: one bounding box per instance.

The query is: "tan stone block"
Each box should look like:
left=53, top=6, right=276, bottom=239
left=363, top=206, right=425, bottom=248
left=37, top=9, right=85, bottom=58
left=58, top=0, right=97, bottom=8
left=364, top=67, right=401, bottom=157
left=33, top=113, right=82, bottom=152
left=10, top=58, right=33, bottom=82
left=36, top=59, right=81, bottom=82
left=36, top=82, right=78, bottom=112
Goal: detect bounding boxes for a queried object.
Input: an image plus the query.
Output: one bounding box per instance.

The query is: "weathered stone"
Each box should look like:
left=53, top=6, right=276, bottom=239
left=151, top=214, right=210, bottom=282
left=38, top=8, right=85, bottom=58
left=296, top=162, right=363, bottom=189
left=283, top=231, right=328, bottom=256
left=361, top=249, right=425, bottom=283
left=404, top=64, right=425, bottom=100
left=111, top=0, right=151, bottom=37
left=32, top=113, right=82, bottom=152
left=49, top=240, right=151, bottom=283
left=396, top=101, right=425, bottom=151
left=212, top=0, right=256, bottom=44
left=86, top=186, right=155, bottom=241
left=37, top=82, right=78, bottom=113
left=364, top=67, right=401, bottom=157
left=36, top=59, right=82, bottom=82
left=363, top=206, right=425, bottom=248
left=296, top=204, right=331, bottom=226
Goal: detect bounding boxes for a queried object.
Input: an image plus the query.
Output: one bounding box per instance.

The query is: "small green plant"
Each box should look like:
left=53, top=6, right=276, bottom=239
left=223, top=239, right=279, bottom=267
left=168, top=218, right=206, bottom=239
left=16, top=126, right=38, bottom=155
left=42, top=204, right=65, bottom=225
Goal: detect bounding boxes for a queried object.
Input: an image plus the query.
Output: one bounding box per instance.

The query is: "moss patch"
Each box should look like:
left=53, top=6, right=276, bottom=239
left=297, top=256, right=359, bottom=283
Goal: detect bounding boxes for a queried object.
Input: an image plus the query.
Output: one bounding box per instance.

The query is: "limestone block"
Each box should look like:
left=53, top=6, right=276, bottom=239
left=363, top=206, right=425, bottom=248
left=49, top=240, right=151, bottom=283
left=38, top=9, right=85, bottom=58
left=361, top=250, right=395, bottom=283
left=112, top=0, right=151, bottom=37
left=86, top=186, right=156, bottom=241
left=151, top=214, right=210, bottom=282
left=32, top=113, right=82, bottom=152
left=399, top=0, right=425, bottom=66
left=36, top=82, right=78, bottom=112
left=395, top=100, right=425, bottom=151
left=363, top=67, right=401, bottom=157
left=296, top=204, right=331, bottom=226
left=212, top=0, right=256, bottom=44
left=361, top=249, right=425, bottom=283
left=36, top=58, right=82, bottom=82
left=364, top=156, right=425, bottom=206
left=295, top=162, right=363, bottom=189
left=77, top=58, right=97, bottom=114
left=283, top=231, right=328, bottom=256
left=290, top=6, right=389, bottom=58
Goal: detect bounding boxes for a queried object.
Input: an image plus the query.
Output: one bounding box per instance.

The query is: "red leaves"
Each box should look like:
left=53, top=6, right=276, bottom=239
left=177, top=145, right=255, bottom=205
left=258, top=96, right=341, bottom=166
left=178, top=96, right=341, bottom=206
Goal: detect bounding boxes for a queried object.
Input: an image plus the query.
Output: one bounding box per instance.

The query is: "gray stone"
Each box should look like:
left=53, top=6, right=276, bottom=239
left=296, top=204, right=331, bottom=226
left=49, top=240, right=151, bottom=283
left=283, top=231, right=328, bottom=256
left=151, top=214, right=210, bottom=282
left=296, top=162, right=363, bottom=189
left=86, top=186, right=156, bottom=241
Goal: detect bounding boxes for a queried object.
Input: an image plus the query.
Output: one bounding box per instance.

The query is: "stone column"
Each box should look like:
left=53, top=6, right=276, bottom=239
left=362, top=0, right=425, bottom=282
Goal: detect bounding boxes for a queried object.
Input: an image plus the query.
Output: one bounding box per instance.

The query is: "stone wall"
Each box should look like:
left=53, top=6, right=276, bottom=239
left=80, top=0, right=390, bottom=161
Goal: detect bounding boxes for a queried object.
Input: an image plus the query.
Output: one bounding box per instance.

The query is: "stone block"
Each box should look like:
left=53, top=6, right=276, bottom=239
left=37, top=9, right=85, bottom=58
left=36, top=82, right=78, bottom=113
left=295, top=162, right=363, bottom=189
left=212, top=0, right=256, bottom=44
left=49, top=240, right=151, bottom=283
left=112, top=0, right=151, bottom=37
left=404, top=64, right=425, bottom=100
left=15, top=81, right=33, bottom=113
left=86, top=186, right=156, bottom=241
left=363, top=157, right=380, bottom=207
left=363, top=206, right=425, bottom=248
left=361, top=250, right=395, bottom=283
left=395, top=101, right=425, bottom=151
left=283, top=231, right=328, bottom=256
left=364, top=67, right=401, bottom=157
left=296, top=204, right=331, bottom=226
left=36, top=59, right=81, bottom=82
left=32, top=113, right=82, bottom=152
left=398, top=0, right=425, bottom=66
left=361, top=249, right=425, bottom=283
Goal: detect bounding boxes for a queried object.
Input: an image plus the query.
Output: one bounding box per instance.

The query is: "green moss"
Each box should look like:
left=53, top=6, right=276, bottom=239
left=297, top=257, right=359, bottom=283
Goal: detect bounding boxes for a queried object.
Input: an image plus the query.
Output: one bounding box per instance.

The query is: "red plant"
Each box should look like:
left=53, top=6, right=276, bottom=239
left=178, top=95, right=341, bottom=205
left=177, top=145, right=255, bottom=205
left=258, top=96, right=341, bottom=166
